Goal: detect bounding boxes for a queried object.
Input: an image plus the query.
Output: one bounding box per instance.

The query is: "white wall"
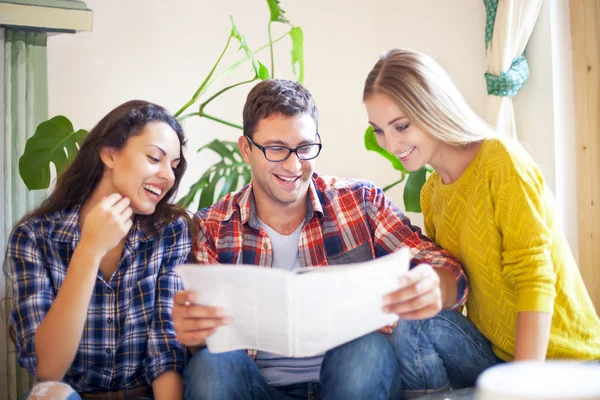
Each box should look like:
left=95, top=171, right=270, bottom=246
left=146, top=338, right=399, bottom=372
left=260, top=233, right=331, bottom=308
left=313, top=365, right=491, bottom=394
left=46, top=0, right=489, bottom=229
left=45, top=0, right=577, bottom=255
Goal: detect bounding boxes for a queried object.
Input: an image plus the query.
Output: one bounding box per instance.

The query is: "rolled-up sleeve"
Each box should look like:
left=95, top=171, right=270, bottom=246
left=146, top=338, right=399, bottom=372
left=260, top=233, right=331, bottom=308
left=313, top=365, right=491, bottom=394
left=6, top=224, right=54, bottom=375
left=144, top=217, right=191, bottom=383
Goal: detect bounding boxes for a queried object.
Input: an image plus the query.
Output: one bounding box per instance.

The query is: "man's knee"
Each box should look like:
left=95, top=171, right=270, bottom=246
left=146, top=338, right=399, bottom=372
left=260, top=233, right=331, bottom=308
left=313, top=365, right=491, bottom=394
left=325, top=331, right=395, bottom=367
left=389, top=317, right=422, bottom=355
left=27, top=382, right=80, bottom=400
left=390, top=310, right=464, bottom=351
left=184, top=349, right=255, bottom=400
left=321, top=332, right=396, bottom=398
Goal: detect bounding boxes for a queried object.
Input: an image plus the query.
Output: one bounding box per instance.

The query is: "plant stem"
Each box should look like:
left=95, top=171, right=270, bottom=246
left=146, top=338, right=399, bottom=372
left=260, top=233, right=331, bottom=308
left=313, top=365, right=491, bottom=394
left=200, top=113, right=243, bottom=130
left=206, top=31, right=289, bottom=90
left=268, top=22, right=275, bottom=77
left=175, top=34, right=234, bottom=118
left=199, top=78, right=257, bottom=114
left=382, top=175, right=407, bottom=192
left=178, top=112, right=200, bottom=121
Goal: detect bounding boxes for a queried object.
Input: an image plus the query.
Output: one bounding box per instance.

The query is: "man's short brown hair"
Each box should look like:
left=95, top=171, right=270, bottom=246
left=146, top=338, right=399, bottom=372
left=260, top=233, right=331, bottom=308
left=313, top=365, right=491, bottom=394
left=242, top=79, right=319, bottom=139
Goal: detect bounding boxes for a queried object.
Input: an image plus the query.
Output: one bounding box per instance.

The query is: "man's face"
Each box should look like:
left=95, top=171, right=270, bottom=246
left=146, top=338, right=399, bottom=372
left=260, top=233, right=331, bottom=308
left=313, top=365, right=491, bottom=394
left=239, top=112, right=319, bottom=210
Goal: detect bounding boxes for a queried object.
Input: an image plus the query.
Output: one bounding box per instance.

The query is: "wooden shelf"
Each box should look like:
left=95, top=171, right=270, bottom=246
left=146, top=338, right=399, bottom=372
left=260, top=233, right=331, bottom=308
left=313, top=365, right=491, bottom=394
left=0, top=1, right=92, bottom=32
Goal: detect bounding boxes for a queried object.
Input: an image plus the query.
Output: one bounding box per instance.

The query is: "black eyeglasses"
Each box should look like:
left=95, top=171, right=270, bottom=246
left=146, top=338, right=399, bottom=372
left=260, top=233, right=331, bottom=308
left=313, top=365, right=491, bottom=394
left=245, top=134, right=322, bottom=162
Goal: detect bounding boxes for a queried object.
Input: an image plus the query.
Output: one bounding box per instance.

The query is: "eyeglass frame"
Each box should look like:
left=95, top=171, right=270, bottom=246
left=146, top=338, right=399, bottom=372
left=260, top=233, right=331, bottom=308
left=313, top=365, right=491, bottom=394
left=244, top=133, right=322, bottom=162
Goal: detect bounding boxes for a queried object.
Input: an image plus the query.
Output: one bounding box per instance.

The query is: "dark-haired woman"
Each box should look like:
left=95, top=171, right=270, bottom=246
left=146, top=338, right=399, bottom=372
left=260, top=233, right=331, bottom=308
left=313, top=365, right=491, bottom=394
left=6, top=100, right=192, bottom=400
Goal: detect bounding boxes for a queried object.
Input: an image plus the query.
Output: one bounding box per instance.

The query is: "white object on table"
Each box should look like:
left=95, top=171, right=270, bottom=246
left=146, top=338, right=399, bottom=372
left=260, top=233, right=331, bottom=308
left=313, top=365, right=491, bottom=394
left=476, top=361, right=600, bottom=400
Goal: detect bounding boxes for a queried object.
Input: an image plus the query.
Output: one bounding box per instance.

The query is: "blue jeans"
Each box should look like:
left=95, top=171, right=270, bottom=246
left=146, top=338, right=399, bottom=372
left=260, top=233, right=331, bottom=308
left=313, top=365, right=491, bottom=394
left=183, top=331, right=398, bottom=400
left=389, top=310, right=503, bottom=398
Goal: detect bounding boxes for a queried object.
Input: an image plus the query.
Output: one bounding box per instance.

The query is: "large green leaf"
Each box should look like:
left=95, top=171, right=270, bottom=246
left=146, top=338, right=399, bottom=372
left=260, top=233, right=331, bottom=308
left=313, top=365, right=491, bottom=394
left=266, top=0, right=290, bottom=24
left=218, top=169, right=240, bottom=200
left=19, top=116, right=88, bottom=190
left=177, top=171, right=211, bottom=209
left=289, top=27, right=305, bottom=84
left=363, top=126, right=407, bottom=172
left=177, top=139, right=252, bottom=210
left=199, top=138, right=242, bottom=162
left=403, top=167, right=429, bottom=213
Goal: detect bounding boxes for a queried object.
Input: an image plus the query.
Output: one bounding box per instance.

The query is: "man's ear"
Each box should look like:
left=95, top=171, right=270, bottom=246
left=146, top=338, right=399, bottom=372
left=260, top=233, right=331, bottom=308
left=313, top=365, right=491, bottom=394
left=99, top=147, right=117, bottom=169
left=238, top=136, right=252, bottom=164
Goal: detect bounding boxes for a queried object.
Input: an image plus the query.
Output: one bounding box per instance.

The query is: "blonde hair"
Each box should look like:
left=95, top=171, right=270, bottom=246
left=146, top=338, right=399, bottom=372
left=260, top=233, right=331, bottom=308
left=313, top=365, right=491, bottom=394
left=363, top=48, right=495, bottom=146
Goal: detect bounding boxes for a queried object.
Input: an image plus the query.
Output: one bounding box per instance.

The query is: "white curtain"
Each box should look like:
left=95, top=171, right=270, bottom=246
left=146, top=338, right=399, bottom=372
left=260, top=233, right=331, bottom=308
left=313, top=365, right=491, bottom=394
left=485, top=0, right=544, bottom=138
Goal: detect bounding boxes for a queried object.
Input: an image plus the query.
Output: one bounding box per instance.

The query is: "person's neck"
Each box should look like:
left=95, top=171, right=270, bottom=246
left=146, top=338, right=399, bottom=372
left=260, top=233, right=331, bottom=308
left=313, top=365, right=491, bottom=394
left=429, top=141, right=483, bottom=185
left=80, top=178, right=115, bottom=226
left=253, top=191, right=308, bottom=236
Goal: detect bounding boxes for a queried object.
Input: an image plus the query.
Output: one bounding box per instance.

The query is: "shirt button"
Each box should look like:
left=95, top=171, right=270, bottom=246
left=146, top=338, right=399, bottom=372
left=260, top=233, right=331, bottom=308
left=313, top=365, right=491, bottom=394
left=106, top=348, right=112, bottom=355
left=262, top=243, right=268, bottom=249
left=107, top=317, right=113, bottom=324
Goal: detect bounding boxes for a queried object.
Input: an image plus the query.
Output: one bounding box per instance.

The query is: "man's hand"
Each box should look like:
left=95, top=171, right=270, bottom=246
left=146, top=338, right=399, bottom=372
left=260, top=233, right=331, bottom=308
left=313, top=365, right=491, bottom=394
left=378, top=322, right=397, bottom=335
left=172, top=291, right=231, bottom=347
left=382, top=264, right=443, bottom=320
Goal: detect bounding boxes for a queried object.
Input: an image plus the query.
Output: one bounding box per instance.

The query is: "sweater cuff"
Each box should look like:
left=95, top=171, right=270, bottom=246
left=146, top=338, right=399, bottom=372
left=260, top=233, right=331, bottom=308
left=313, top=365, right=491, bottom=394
left=517, top=292, right=555, bottom=313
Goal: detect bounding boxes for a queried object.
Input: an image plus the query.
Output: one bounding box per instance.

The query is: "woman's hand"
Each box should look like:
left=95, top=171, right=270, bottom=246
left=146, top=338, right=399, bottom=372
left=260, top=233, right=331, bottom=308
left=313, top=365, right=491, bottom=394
left=80, top=193, right=133, bottom=255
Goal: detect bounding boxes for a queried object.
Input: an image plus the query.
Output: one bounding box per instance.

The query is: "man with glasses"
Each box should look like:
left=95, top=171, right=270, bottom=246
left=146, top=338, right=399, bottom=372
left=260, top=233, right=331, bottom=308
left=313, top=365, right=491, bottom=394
left=173, top=79, right=468, bottom=400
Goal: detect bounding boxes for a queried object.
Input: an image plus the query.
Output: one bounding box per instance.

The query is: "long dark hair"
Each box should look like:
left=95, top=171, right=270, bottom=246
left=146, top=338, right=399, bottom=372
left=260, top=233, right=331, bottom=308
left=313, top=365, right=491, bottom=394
left=19, top=100, right=190, bottom=233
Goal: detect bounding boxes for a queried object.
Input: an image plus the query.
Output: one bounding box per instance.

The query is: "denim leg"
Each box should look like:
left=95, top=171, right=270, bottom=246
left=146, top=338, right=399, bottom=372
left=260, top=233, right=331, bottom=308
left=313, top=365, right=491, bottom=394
left=183, top=348, right=290, bottom=400
left=320, top=331, right=397, bottom=400
left=276, top=382, right=321, bottom=400
left=390, top=310, right=501, bottom=398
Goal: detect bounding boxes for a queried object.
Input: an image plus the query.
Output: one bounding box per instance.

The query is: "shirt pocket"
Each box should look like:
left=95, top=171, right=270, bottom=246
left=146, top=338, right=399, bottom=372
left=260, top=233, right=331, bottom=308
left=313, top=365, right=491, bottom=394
left=123, top=275, right=158, bottom=331
left=326, top=241, right=374, bottom=266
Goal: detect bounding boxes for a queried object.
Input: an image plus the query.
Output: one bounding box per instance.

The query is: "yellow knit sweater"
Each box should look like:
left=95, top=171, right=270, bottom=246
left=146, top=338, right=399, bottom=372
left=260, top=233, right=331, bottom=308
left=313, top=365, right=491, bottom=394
left=421, top=137, right=600, bottom=361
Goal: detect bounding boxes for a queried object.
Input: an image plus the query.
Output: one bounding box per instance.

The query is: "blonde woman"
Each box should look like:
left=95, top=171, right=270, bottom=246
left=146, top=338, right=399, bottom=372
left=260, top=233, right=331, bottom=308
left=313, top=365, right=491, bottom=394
left=363, top=49, right=600, bottom=398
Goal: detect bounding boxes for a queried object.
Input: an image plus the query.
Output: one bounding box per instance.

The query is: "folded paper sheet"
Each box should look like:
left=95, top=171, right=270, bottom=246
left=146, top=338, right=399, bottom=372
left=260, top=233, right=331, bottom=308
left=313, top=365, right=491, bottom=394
left=177, top=248, right=409, bottom=357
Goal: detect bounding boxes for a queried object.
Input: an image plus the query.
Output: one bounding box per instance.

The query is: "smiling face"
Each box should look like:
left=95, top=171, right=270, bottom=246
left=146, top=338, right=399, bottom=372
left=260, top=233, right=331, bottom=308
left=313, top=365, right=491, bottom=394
left=100, top=121, right=181, bottom=215
left=239, top=112, right=318, bottom=211
left=364, top=92, right=441, bottom=172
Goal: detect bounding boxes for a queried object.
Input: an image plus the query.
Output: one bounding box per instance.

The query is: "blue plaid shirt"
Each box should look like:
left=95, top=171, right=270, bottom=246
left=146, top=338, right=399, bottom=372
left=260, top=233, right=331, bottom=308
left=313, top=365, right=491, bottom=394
left=6, top=205, right=190, bottom=392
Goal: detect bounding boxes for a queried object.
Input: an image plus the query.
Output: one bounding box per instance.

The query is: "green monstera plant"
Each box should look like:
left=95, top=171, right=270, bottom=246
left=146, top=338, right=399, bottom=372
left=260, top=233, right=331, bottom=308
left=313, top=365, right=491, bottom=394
left=19, top=0, right=428, bottom=212
left=19, top=0, right=303, bottom=210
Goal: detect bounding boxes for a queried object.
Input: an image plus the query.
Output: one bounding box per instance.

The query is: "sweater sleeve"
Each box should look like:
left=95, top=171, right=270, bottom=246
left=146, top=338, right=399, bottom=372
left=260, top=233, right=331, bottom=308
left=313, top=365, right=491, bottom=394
left=494, top=158, right=556, bottom=313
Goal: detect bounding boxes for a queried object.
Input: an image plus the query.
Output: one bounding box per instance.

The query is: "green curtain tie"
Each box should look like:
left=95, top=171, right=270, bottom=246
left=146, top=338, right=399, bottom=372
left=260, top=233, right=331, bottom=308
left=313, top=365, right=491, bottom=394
left=484, top=0, right=499, bottom=48
left=485, top=56, right=530, bottom=97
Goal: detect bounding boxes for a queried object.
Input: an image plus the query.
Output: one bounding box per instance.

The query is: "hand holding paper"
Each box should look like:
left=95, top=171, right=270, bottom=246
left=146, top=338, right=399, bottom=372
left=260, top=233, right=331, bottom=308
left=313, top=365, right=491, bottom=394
left=176, top=248, right=410, bottom=357
left=382, top=262, right=446, bottom=320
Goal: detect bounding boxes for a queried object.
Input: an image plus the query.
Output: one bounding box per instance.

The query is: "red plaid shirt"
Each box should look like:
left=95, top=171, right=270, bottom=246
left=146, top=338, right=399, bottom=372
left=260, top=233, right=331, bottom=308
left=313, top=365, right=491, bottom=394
left=194, top=173, right=467, bottom=305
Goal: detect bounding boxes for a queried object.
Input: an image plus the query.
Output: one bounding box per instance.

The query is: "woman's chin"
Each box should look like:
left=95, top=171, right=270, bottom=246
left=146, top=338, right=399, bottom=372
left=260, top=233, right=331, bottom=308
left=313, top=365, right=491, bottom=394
left=130, top=201, right=155, bottom=216
left=401, top=162, right=421, bottom=173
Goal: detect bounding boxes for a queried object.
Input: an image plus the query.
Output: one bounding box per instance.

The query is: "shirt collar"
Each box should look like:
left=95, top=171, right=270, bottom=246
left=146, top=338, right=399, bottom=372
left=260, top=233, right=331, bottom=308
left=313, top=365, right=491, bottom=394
left=235, top=174, right=324, bottom=228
